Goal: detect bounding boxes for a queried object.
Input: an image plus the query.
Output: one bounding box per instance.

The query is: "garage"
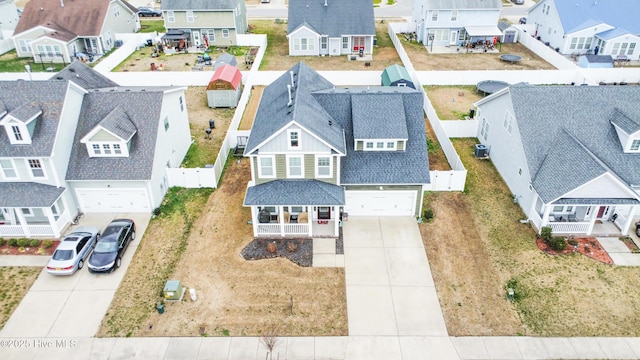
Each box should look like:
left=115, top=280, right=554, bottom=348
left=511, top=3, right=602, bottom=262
left=344, top=190, right=416, bottom=216
left=75, top=189, right=150, bottom=213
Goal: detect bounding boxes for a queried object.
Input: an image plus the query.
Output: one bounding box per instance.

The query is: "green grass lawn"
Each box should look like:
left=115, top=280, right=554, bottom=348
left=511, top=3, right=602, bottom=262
left=0, top=267, right=41, bottom=330
left=0, top=50, right=66, bottom=73
left=139, top=19, right=166, bottom=34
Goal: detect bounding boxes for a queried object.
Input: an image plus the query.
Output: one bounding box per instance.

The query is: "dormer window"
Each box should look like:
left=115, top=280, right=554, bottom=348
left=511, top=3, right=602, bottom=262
left=357, top=139, right=404, bottom=152
left=288, top=129, right=300, bottom=149
left=11, top=125, right=23, bottom=141
left=88, top=142, right=128, bottom=157
left=0, top=101, right=41, bottom=145
left=631, top=139, right=640, bottom=152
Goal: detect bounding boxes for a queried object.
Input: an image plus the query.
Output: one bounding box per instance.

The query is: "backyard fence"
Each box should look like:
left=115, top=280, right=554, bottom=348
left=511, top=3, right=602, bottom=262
left=389, top=22, right=467, bottom=191
left=167, top=167, right=217, bottom=188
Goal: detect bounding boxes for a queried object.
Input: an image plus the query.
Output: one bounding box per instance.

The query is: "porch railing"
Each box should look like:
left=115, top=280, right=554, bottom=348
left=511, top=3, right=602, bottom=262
left=255, top=223, right=310, bottom=236
left=0, top=224, right=55, bottom=237
left=549, top=222, right=590, bottom=234
left=0, top=225, right=24, bottom=237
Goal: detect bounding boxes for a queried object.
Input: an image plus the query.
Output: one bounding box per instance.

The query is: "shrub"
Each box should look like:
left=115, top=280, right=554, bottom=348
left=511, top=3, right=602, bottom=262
left=0, top=238, right=4, bottom=247
left=549, top=236, right=567, bottom=251
left=568, top=238, right=578, bottom=247
left=423, top=209, right=434, bottom=222
left=286, top=242, right=297, bottom=253
left=29, top=239, right=40, bottom=247
left=8, top=238, right=19, bottom=247
left=42, top=240, right=53, bottom=249
left=541, top=226, right=553, bottom=243
left=266, top=241, right=277, bottom=254
left=17, top=238, right=29, bottom=247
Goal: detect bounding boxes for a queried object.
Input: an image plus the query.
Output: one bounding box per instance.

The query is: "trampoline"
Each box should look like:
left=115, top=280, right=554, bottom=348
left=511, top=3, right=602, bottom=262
left=499, top=54, right=522, bottom=63
left=476, top=80, right=510, bottom=95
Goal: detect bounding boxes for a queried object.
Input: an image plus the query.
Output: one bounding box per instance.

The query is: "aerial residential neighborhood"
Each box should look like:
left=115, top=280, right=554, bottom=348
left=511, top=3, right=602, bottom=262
left=1, top=0, right=640, bottom=359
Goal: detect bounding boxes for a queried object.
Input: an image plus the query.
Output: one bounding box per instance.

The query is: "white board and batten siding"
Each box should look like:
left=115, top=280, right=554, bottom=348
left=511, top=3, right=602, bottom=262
left=344, top=191, right=416, bottom=216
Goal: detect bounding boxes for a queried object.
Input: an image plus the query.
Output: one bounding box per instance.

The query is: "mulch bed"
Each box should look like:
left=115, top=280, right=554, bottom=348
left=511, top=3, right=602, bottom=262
left=536, top=237, right=613, bottom=264
left=241, top=238, right=312, bottom=267
left=0, top=240, right=60, bottom=256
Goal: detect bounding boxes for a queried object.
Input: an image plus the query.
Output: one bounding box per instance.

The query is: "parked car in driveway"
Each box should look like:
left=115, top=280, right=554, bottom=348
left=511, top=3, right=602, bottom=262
left=46, top=226, right=100, bottom=275
left=138, top=7, right=162, bottom=17
left=88, top=219, right=136, bottom=273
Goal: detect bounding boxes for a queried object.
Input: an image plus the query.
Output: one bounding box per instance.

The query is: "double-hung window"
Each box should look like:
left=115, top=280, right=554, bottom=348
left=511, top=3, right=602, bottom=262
left=287, top=156, right=304, bottom=178
left=288, top=130, right=300, bottom=149
left=258, top=156, right=275, bottom=178
left=316, top=156, right=332, bottom=178
left=28, top=159, right=45, bottom=178
left=0, top=159, right=17, bottom=179
left=186, top=11, right=194, bottom=22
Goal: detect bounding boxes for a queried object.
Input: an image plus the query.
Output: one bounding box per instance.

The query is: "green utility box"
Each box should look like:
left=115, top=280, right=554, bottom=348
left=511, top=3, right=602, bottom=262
left=164, top=280, right=182, bottom=301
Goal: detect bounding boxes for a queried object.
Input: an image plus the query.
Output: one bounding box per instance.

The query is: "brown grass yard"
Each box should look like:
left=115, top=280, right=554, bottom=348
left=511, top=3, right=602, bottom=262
left=425, top=86, right=484, bottom=120
left=99, top=159, right=347, bottom=337
left=113, top=47, right=252, bottom=72
left=238, top=86, right=264, bottom=130
left=424, top=117, right=450, bottom=171
left=0, top=267, right=41, bottom=330
left=251, top=20, right=402, bottom=71
left=421, top=138, right=640, bottom=336
left=403, top=41, right=556, bottom=71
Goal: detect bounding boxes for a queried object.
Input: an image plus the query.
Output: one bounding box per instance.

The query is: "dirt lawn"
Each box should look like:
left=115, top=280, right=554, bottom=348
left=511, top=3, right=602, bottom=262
left=137, top=159, right=347, bottom=337
left=421, top=138, right=640, bottom=337
left=238, top=86, right=264, bottom=130
left=425, top=86, right=484, bottom=120
left=253, top=20, right=403, bottom=71
left=114, top=48, right=253, bottom=72
left=403, top=41, right=556, bottom=71
left=0, top=267, right=41, bottom=330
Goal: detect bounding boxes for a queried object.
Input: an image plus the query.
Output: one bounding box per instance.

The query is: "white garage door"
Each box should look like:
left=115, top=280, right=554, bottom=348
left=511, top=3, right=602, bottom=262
left=344, top=191, right=416, bottom=216
left=76, top=189, right=150, bottom=213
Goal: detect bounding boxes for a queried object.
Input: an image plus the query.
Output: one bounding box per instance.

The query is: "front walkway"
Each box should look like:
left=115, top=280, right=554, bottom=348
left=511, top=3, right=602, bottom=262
left=598, top=237, right=640, bottom=266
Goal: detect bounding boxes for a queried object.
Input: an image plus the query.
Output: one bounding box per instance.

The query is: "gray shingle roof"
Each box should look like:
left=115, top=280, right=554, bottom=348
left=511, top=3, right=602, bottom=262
left=352, top=93, right=408, bottom=139
left=287, top=0, right=375, bottom=37
left=425, top=0, right=501, bottom=9
left=554, top=198, right=640, bottom=205
left=0, top=182, right=65, bottom=207
left=51, top=61, right=119, bottom=89
left=66, top=89, right=165, bottom=181
left=97, top=106, right=138, bottom=141
left=161, top=0, right=239, bottom=10
left=244, top=179, right=345, bottom=206
left=611, top=108, right=640, bottom=135
left=0, top=80, right=69, bottom=157
left=509, top=84, right=640, bottom=202
left=313, top=87, right=430, bottom=185
left=213, top=53, right=238, bottom=70
left=8, top=101, right=41, bottom=123
left=245, top=62, right=345, bottom=155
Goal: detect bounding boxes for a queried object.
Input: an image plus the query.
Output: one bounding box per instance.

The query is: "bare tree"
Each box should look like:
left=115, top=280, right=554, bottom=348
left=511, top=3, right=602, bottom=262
left=261, top=326, right=279, bottom=360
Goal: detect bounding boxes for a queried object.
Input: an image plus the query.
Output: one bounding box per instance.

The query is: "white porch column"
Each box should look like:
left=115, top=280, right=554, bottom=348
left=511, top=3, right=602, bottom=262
left=251, top=207, right=258, bottom=237
left=541, top=205, right=552, bottom=228
left=622, top=206, right=637, bottom=235
left=586, top=206, right=597, bottom=235
left=333, top=206, right=339, bottom=237
left=279, top=206, right=285, bottom=236
left=15, top=208, right=30, bottom=238
left=307, top=205, right=312, bottom=237
left=46, top=207, right=60, bottom=238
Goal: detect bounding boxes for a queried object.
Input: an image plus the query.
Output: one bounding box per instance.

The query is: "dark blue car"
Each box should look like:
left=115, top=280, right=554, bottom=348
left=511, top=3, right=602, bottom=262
left=88, top=219, right=136, bottom=273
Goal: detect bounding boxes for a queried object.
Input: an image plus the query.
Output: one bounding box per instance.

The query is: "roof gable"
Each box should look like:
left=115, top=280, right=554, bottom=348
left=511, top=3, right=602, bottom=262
left=287, top=0, right=375, bottom=38
left=51, top=61, right=119, bottom=89
left=553, top=0, right=640, bottom=35
left=562, top=172, right=640, bottom=201
left=208, top=64, right=242, bottom=90
left=3, top=101, right=41, bottom=124
left=81, top=106, right=137, bottom=143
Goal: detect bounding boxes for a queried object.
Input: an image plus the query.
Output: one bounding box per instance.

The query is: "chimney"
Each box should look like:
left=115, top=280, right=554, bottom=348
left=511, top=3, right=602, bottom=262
left=324, top=0, right=328, bottom=6
left=287, top=84, right=293, bottom=107
left=289, top=71, right=295, bottom=89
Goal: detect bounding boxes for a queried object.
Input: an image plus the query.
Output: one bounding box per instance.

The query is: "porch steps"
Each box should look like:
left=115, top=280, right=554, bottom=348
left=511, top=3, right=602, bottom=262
left=312, top=238, right=344, bottom=268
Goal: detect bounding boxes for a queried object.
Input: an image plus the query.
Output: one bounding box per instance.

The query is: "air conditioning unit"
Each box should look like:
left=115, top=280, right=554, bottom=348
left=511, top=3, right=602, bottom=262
left=474, top=144, right=489, bottom=158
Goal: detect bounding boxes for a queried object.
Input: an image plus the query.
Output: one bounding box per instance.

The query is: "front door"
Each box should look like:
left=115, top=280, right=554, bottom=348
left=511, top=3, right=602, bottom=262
left=193, top=31, right=201, bottom=47
left=450, top=31, right=458, bottom=45
left=352, top=37, right=365, bottom=52
left=596, top=206, right=608, bottom=219
left=318, top=206, right=331, bottom=220
left=504, top=31, right=515, bottom=43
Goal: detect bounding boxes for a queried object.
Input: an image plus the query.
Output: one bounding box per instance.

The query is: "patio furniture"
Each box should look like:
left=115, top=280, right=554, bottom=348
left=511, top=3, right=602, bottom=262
left=277, top=211, right=290, bottom=223
left=297, top=212, right=308, bottom=223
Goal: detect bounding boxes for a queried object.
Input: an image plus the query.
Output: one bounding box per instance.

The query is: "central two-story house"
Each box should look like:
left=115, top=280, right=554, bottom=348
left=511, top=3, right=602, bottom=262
left=243, top=62, right=430, bottom=238
left=161, top=0, right=247, bottom=49
left=0, top=62, right=192, bottom=238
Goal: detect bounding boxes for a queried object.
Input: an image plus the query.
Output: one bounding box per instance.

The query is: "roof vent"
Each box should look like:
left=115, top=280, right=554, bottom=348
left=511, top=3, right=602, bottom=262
left=328, top=120, right=332, bottom=126
left=55, top=76, right=63, bottom=80
left=287, top=84, right=293, bottom=107
left=289, top=71, right=295, bottom=89
left=69, top=68, right=75, bottom=73
left=324, top=0, right=328, bottom=6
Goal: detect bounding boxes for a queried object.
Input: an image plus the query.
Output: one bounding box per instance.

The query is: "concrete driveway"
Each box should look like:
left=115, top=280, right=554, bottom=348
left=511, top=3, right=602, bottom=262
left=0, top=213, right=151, bottom=338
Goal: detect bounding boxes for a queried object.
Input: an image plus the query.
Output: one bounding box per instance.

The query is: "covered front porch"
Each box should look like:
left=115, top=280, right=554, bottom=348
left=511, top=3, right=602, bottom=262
left=244, top=179, right=345, bottom=238
left=531, top=200, right=639, bottom=236
left=0, top=183, right=70, bottom=238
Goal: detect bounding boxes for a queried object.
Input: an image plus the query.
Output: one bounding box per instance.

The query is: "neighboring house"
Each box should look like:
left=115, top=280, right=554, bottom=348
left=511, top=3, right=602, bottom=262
left=287, top=0, right=375, bottom=57
left=412, top=0, right=502, bottom=47
left=12, top=0, right=140, bottom=64
left=527, top=0, right=640, bottom=60
left=206, top=64, right=242, bottom=108
left=474, top=84, right=640, bottom=237
left=161, top=0, right=248, bottom=48
left=0, top=62, right=192, bottom=238
left=381, top=64, right=415, bottom=89
left=0, top=0, right=19, bottom=55
left=243, top=62, right=430, bottom=238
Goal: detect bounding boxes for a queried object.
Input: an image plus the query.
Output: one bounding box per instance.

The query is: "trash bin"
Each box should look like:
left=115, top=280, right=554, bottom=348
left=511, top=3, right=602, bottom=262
left=146, top=39, right=153, bottom=47
left=157, top=302, right=165, bottom=314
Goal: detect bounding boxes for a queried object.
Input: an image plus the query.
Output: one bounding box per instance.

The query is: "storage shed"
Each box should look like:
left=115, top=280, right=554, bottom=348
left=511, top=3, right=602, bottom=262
left=206, top=64, right=242, bottom=108
left=578, top=55, right=613, bottom=69
left=381, top=64, right=414, bottom=89
left=213, top=53, right=238, bottom=70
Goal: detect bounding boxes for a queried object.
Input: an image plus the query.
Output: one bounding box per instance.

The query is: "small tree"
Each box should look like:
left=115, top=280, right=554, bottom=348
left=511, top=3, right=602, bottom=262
left=550, top=236, right=567, bottom=251
left=261, top=326, right=279, bottom=360
left=540, top=226, right=553, bottom=243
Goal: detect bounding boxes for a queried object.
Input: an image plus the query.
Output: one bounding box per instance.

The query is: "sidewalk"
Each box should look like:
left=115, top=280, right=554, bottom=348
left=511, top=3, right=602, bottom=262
left=0, top=255, right=49, bottom=267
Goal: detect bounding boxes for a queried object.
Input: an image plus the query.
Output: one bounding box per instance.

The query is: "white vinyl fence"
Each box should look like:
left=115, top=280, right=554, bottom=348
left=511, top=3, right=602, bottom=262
left=167, top=167, right=217, bottom=188
left=389, top=22, right=467, bottom=191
